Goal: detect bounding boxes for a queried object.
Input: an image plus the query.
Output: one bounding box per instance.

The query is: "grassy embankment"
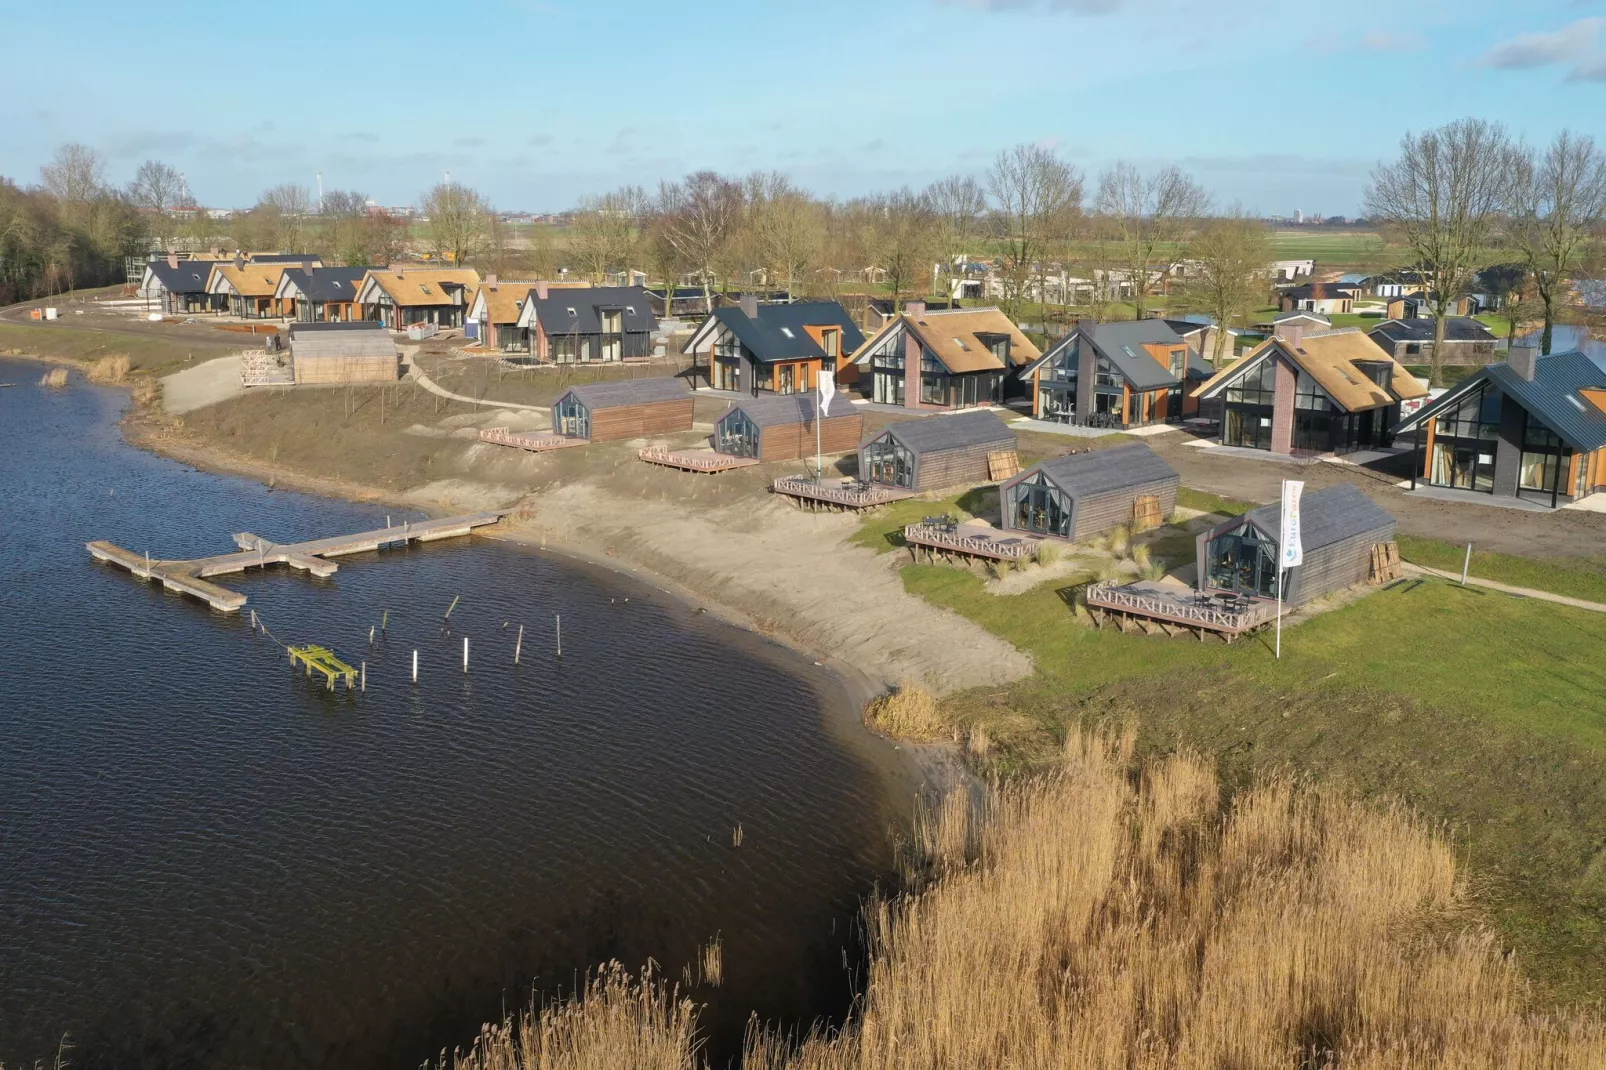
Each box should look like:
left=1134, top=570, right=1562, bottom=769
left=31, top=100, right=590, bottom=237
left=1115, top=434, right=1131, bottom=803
left=439, top=727, right=1606, bottom=1067
left=0, top=321, right=238, bottom=377
left=849, top=488, right=1606, bottom=1005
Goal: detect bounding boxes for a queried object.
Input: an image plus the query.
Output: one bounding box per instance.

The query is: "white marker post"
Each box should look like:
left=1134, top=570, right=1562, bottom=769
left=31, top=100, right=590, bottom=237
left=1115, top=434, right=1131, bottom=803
left=462, top=636, right=469, bottom=673
left=412, top=649, right=418, bottom=684
left=1276, top=479, right=1305, bottom=660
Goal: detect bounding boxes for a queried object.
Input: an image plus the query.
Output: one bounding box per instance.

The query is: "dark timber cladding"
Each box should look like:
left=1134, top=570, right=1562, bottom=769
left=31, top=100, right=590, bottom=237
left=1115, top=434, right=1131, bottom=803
left=1195, top=484, right=1395, bottom=608
left=1001, top=443, right=1180, bottom=542
left=859, top=409, right=1015, bottom=491
left=551, top=376, right=693, bottom=441
left=714, top=394, right=864, bottom=461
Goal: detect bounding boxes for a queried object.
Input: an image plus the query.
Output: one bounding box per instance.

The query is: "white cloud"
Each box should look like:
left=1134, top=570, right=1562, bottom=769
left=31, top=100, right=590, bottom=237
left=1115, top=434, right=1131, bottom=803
left=1478, top=17, right=1605, bottom=77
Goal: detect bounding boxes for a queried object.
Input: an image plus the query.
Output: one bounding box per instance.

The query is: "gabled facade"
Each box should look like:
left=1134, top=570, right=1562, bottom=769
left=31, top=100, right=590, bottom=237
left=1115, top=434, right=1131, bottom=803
left=846, top=302, right=1039, bottom=410
left=354, top=267, right=480, bottom=329
left=1018, top=320, right=1211, bottom=429
left=466, top=277, right=539, bottom=352
left=207, top=261, right=303, bottom=318
left=514, top=283, right=657, bottom=363
left=1279, top=282, right=1354, bottom=316
left=1393, top=348, right=1606, bottom=507
left=1000, top=443, right=1179, bottom=542
left=274, top=266, right=369, bottom=322
left=1193, top=326, right=1428, bottom=455
left=139, top=258, right=221, bottom=314
left=685, top=296, right=863, bottom=396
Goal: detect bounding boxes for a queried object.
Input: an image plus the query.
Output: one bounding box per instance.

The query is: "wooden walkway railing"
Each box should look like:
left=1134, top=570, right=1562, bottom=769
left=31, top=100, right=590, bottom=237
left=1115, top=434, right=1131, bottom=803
left=904, top=523, right=1041, bottom=562
left=1084, top=581, right=1277, bottom=640
left=479, top=427, right=586, bottom=452
left=772, top=476, right=913, bottom=510
left=638, top=446, right=759, bottom=473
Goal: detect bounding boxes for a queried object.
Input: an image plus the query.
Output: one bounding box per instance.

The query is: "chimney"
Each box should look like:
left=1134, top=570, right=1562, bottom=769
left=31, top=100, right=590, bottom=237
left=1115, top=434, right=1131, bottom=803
left=166, top=253, right=179, bottom=269
left=389, top=262, right=407, bottom=276
left=905, top=300, right=926, bottom=320
left=739, top=293, right=759, bottom=320
left=234, top=252, right=245, bottom=271
left=535, top=280, right=549, bottom=299
left=1509, top=345, right=1538, bottom=381
left=486, top=273, right=498, bottom=288
left=1275, top=323, right=1304, bottom=350
left=209, top=244, right=221, bottom=256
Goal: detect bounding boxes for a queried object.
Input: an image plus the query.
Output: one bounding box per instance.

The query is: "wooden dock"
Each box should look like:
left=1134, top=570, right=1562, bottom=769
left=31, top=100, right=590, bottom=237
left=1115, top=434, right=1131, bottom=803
left=904, top=522, right=1041, bottom=563
left=479, top=427, right=586, bottom=453
left=1083, top=580, right=1277, bottom=641
left=87, top=512, right=504, bottom=612
left=638, top=446, right=759, bottom=473
left=771, top=476, right=914, bottom=511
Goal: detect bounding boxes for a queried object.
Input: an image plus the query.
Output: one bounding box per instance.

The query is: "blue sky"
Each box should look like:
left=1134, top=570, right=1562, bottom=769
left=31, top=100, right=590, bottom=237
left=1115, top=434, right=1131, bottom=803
left=2, top=0, right=1602, bottom=215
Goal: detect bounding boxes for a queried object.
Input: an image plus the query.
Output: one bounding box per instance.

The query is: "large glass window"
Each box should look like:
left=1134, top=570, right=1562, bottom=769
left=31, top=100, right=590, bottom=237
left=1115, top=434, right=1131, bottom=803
left=1094, top=355, right=1121, bottom=388
left=717, top=410, right=758, bottom=457
left=1520, top=416, right=1572, bottom=495
left=554, top=396, right=589, bottom=438
left=1012, top=474, right=1071, bottom=537
left=1435, top=382, right=1500, bottom=441
left=1224, top=357, right=1277, bottom=404
left=1427, top=381, right=1501, bottom=492
left=1039, top=382, right=1076, bottom=421
left=1294, top=371, right=1329, bottom=410
left=863, top=437, right=914, bottom=487
left=1224, top=407, right=1273, bottom=450
left=1206, top=523, right=1281, bottom=598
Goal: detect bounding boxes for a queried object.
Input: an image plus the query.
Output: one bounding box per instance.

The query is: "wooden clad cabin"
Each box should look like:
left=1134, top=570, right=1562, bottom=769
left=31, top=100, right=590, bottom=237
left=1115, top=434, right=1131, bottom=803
left=287, top=321, right=399, bottom=384
left=1000, top=443, right=1179, bottom=542
left=858, top=409, right=1015, bottom=492
left=713, top=394, right=863, bottom=461
left=1195, top=484, right=1395, bottom=608
left=552, top=377, right=693, bottom=441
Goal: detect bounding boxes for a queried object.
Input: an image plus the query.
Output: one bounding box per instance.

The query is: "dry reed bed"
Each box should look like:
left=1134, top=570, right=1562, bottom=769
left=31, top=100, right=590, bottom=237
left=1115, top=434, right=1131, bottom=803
left=440, top=728, right=1606, bottom=1069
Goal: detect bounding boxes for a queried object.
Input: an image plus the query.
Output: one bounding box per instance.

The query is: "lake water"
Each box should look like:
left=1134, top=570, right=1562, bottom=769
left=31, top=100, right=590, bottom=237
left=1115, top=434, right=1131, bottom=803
left=0, top=361, right=914, bottom=1068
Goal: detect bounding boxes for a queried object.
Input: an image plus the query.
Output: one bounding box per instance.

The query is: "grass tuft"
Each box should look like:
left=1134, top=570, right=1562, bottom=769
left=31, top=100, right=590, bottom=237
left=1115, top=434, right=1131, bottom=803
left=86, top=354, right=131, bottom=383
left=39, top=367, right=68, bottom=388
left=864, top=686, right=947, bottom=741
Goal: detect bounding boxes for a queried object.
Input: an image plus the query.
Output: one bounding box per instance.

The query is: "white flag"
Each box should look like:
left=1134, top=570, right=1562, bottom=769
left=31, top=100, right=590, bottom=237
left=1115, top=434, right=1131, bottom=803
left=818, top=369, right=836, bottom=413
left=1279, top=480, right=1304, bottom=569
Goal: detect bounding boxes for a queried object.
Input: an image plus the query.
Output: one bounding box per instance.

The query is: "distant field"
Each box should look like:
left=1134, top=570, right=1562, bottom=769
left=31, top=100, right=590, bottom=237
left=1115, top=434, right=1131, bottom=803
left=1268, top=229, right=1394, bottom=268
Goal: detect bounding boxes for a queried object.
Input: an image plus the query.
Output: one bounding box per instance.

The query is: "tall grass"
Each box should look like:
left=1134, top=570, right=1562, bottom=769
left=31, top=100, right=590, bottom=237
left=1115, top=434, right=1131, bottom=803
left=863, top=686, right=946, bottom=741
left=86, top=354, right=131, bottom=383
left=438, top=727, right=1606, bottom=1068
left=38, top=367, right=68, bottom=388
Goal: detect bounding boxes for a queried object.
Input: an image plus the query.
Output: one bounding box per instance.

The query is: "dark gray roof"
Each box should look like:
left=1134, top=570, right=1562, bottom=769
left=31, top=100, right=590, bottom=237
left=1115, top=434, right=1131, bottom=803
left=247, top=253, right=325, bottom=264
left=1023, top=442, right=1178, bottom=499
left=1241, top=484, right=1394, bottom=553
left=880, top=409, right=1014, bottom=454
left=720, top=393, right=858, bottom=427
left=1398, top=351, right=1606, bottom=451
left=1023, top=320, right=1211, bottom=389
left=281, top=266, right=369, bottom=303
left=709, top=301, right=865, bottom=363
left=146, top=261, right=212, bottom=294
left=1367, top=317, right=1494, bottom=344
left=529, top=287, right=657, bottom=334
left=287, top=320, right=388, bottom=336
left=560, top=376, right=688, bottom=410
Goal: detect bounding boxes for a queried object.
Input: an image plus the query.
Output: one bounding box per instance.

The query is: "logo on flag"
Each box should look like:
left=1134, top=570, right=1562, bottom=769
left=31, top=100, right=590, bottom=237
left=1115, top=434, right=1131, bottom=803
left=1279, top=480, right=1304, bottom=569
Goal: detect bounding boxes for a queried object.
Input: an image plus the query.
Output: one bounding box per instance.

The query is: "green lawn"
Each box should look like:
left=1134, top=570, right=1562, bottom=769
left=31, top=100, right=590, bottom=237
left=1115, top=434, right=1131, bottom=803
left=870, top=504, right=1606, bottom=1004
left=1397, top=535, right=1606, bottom=604
left=0, top=322, right=236, bottom=375
left=1176, top=486, right=1257, bottom=515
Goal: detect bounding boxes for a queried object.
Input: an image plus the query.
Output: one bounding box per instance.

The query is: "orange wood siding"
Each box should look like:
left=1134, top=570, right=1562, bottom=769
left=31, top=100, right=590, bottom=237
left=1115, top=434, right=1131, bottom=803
left=1422, top=417, right=1437, bottom=478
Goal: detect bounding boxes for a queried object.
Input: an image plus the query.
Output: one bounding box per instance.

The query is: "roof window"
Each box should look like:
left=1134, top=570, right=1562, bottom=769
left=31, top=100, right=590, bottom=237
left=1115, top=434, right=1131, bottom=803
left=953, top=337, right=969, bottom=350
left=625, top=305, right=635, bottom=314
left=780, top=327, right=795, bottom=338
left=566, top=307, right=577, bottom=316
left=419, top=284, right=432, bottom=295
left=1568, top=395, right=1587, bottom=412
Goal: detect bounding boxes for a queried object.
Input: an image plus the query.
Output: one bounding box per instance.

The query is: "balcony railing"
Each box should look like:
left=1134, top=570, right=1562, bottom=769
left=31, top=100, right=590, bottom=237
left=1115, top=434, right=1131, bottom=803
left=1084, top=581, right=1277, bottom=634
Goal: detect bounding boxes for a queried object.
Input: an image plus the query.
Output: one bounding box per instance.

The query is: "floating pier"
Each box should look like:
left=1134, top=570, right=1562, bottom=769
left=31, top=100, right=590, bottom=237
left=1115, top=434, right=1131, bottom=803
left=87, top=512, right=504, bottom=612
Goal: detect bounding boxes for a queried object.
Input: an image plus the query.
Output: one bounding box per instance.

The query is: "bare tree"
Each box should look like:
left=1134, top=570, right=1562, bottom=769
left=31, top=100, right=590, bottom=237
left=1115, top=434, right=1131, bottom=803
left=656, top=172, right=742, bottom=312
left=256, top=184, right=314, bottom=252
left=988, top=144, right=1083, bottom=320
left=744, top=173, right=822, bottom=298
left=570, top=186, right=643, bottom=282
left=1095, top=162, right=1209, bottom=321
left=420, top=181, right=492, bottom=266
left=127, top=160, right=184, bottom=216
left=40, top=143, right=107, bottom=207
left=925, top=174, right=987, bottom=298
left=1176, top=210, right=1273, bottom=368
left=1365, top=118, right=1516, bottom=385
left=849, top=190, right=938, bottom=314
left=1506, top=130, right=1606, bottom=354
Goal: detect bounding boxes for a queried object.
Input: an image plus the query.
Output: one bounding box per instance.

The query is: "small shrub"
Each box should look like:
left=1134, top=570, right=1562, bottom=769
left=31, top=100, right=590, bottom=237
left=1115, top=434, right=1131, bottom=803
left=1033, top=540, right=1065, bottom=567
left=1107, top=524, right=1131, bottom=556
left=865, top=686, right=947, bottom=741
left=1131, top=544, right=1153, bottom=570
left=39, top=367, right=68, bottom=388
left=87, top=354, right=131, bottom=383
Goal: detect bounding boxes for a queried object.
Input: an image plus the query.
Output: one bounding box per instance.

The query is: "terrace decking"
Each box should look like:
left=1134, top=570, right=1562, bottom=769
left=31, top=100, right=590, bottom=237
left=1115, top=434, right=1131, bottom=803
left=637, top=446, right=760, bottom=473
left=87, top=512, right=504, bottom=612
left=904, top=521, right=1041, bottom=563
left=1084, top=580, right=1278, bottom=641
left=479, top=427, right=586, bottom=453
left=771, top=476, right=914, bottom=511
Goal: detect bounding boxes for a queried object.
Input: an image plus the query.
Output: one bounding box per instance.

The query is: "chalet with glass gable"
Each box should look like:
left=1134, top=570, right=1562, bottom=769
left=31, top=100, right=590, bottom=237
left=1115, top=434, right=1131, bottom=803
left=857, top=410, right=1016, bottom=492
left=1192, top=325, right=1428, bottom=455
left=274, top=266, right=368, bottom=322
left=1000, top=443, right=1179, bottom=542
left=685, top=296, right=862, bottom=396
left=551, top=377, right=692, bottom=441
left=1196, top=484, right=1395, bottom=607
left=846, top=302, right=1039, bottom=410
left=713, top=394, right=863, bottom=462
left=354, top=266, right=479, bottom=329
left=1392, top=348, right=1606, bottom=508
left=514, top=283, right=657, bottom=362
left=1018, top=320, right=1211, bottom=429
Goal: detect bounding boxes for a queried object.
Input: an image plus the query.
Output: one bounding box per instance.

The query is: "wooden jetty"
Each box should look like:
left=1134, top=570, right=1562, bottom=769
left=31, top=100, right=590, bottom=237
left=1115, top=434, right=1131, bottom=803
left=288, top=645, right=358, bottom=690
left=771, top=476, right=914, bottom=511
left=904, top=521, right=1041, bottom=564
left=1083, top=580, right=1277, bottom=642
left=638, top=445, right=759, bottom=474
left=87, top=512, right=504, bottom=612
left=479, top=427, right=586, bottom=453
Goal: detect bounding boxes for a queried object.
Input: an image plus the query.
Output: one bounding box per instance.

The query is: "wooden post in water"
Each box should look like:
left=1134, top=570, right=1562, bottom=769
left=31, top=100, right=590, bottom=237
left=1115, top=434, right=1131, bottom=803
left=412, top=649, right=418, bottom=684
left=463, top=636, right=470, bottom=672
left=381, top=609, right=389, bottom=635
left=360, top=661, right=366, bottom=692
left=514, top=624, right=524, bottom=664
left=444, top=594, right=461, bottom=621
left=556, top=614, right=562, bottom=658
left=369, top=626, right=375, bottom=646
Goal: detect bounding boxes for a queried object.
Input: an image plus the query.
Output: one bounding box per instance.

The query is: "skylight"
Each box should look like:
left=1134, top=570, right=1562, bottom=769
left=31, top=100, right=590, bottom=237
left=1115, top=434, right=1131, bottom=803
left=1568, top=395, right=1587, bottom=412
left=566, top=307, right=577, bottom=316
left=780, top=327, right=795, bottom=338
left=419, top=284, right=433, bottom=295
